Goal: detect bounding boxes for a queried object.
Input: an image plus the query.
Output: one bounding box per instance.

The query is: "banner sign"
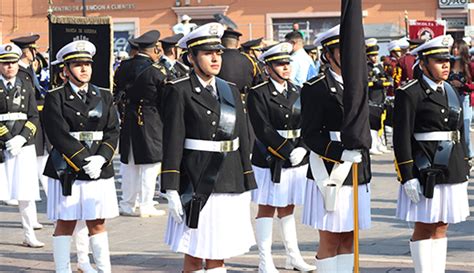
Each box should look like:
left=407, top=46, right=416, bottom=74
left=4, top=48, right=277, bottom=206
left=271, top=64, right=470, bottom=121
left=48, top=15, right=113, bottom=89
left=408, top=20, right=446, bottom=40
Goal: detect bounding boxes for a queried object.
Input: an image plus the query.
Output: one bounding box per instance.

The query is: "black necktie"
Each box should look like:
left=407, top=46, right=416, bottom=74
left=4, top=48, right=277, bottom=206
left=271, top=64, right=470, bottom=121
left=78, top=89, right=87, bottom=103
left=282, top=88, right=289, bottom=98
left=436, top=86, right=445, bottom=96
left=206, top=85, right=218, bottom=100
left=6, top=82, right=12, bottom=92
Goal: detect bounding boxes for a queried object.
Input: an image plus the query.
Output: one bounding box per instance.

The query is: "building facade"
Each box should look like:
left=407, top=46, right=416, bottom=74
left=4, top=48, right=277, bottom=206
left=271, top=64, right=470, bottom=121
left=0, top=0, right=472, bottom=54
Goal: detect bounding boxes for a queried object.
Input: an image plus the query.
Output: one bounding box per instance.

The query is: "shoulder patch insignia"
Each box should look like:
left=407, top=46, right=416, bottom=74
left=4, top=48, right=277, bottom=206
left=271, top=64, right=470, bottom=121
left=399, top=79, right=418, bottom=91
left=306, top=74, right=326, bottom=86
left=48, top=86, right=63, bottom=93
left=167, top=76, right=190, bottom=85
left=250, top=81, right=269, bottom=90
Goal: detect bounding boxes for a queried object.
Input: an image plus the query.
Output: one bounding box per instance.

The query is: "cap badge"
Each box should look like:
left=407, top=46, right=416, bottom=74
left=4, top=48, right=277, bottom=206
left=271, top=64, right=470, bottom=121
left=76, top=42, right=86, bottom=51
left=281, top=44, right=291, bottom=52
left=209, top=25, right=219, bottom=35
left=441, top=37, right=450, bottom=46
left=5, top=45, right=12, bottom=52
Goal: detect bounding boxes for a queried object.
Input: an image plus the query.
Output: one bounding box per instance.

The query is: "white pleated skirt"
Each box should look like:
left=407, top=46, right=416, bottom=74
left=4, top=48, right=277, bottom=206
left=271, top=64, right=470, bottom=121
left=302, top=179, right=372, bottom=233
left=165, top=191, right=256, bottom=260
left=47, top=177, right=119, bottom=221
left=251, top=165, right=308, bottom=207
left=396, top=181, right=470, bottom=224
left=0, top=145, right=40, bottom=201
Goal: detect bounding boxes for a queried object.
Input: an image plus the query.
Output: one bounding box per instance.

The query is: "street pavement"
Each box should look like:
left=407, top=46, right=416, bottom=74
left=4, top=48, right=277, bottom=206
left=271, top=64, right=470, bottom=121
left=0, top=151, right=473, bottom=272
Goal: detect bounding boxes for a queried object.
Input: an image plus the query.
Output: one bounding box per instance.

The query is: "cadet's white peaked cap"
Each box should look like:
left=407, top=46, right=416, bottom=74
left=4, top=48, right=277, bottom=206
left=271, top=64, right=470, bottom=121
left=387, top=40, right=401, bottom=52
left=398, top=37, right=410, bottom=49
left=55, top=40, right=96, bottom=64
left=178, top=22, right=225, bottom=51
left=258, top=42, right=292, bottom=63
left=314, top=25, right=340, bottom=48
left=410, top=35, right=453, bottom=60
left=0, top=43, right=22, bottom=63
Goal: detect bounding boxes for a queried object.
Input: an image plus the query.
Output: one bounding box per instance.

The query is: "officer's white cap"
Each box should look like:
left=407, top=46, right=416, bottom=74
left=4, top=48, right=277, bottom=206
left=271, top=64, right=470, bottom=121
left=0, top=43, right=22, bottom=63
left=410, top=35, right=453, bottom=60
left=398, top=37, right=410, bottom=49
left=313, top=25, right=340, bottom=48
left=181, top=14, right=192, bottom=21
left=55, top=40, right=96, bottom=64
left=258, top=42, right=292, bottom=63
left=365, top=38, right=378, bottom=47
left=178, top=22, right=225, bottom=50
left=387, top=40, right=401, bottom=52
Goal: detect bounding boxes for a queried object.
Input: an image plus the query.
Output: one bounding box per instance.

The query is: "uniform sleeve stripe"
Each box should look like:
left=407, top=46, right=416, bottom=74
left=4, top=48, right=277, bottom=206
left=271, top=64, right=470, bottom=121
left=161, top=170, right=180, bottom=174
left=397, top=159, right=413, bottom=165
left=102, top=142, right=116, bottom=153
left=69, top=147, right=85, bottom=160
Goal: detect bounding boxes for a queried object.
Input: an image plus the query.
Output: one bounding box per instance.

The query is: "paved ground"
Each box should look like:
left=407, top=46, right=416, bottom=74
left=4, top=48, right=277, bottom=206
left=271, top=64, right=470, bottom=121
left=0, top=150, right=473, bottom=272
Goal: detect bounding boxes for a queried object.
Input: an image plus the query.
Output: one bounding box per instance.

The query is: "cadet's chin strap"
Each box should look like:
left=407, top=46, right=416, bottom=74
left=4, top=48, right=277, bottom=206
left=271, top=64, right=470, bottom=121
left=268, top=62, right=287, bottom=82
left=65, top=62, right=86, bottom=85
left=325, top=47, right=341, bottom=70
left=191, top=49, right=211, bottom=78
left=421, top=56, right=438, bottom=82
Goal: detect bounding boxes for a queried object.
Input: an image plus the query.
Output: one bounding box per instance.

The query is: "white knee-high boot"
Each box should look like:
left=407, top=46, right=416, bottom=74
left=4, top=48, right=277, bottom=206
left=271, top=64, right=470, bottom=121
left=74, top=221, right=97, bottom=273
left=256, top=218, right=279, bottom=273
left=19, top=200, right=44, bottom=247
left=53, top=236, right=72, bottom=273
left=410, top=239, right=433, bottom=273
left=431, top=237, right=447, bottom=273
left=315, top=256, right=337, bottom=273
left=90, top=232, right=111, bottom=273
left=370, top=130, right=382, bottom=155
left=278, top=215, right=315, bottom=271
left=336, top=253, right=354, bottom=273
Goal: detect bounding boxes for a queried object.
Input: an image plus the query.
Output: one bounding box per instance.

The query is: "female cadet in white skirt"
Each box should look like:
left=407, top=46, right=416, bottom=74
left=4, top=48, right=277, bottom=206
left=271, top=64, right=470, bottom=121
left=247, top=42, right=315, bottom=272
left=0, top=43, right=44, bottom=248
left=43, top=40, right=120, bottom=273
left=393, top=35, right=470, bottom=273
left=300, top=25, right=372, bottom=272
left=161, top=23, right=257, bottom=272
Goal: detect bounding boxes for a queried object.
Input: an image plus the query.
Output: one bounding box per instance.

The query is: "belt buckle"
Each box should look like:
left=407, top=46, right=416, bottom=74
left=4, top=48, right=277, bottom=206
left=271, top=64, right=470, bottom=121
left=80, top=132, right=93, bottom=142
left=451, top=131, right=460, bottom=143
left=220, top=140, right=233, bottom=152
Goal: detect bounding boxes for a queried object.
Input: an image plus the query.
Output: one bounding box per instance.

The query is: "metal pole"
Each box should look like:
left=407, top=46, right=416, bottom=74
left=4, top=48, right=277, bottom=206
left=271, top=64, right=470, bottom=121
left=353, top=163, right=360, bottom=273
left=404, top=10, right=409, bottom=37
left=82, top=0, right=86, bottom=17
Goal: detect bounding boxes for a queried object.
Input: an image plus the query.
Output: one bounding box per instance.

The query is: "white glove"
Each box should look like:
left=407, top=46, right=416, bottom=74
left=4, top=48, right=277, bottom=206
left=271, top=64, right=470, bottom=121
left=403, top=178, right=422, bottom=203
left=83, top=155, right=106, bottom=179
left=6, top=135, right=27, bottom=156
left=165, top=190, right=184, bottom=224
left=341, top=149, right=363, bottom=163
left=289, top=147, right=307, bottom=166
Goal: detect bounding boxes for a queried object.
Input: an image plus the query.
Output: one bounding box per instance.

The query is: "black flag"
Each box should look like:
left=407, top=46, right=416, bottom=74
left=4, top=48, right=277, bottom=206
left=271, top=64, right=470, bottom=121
left=340, top=0, right=371, bottom=150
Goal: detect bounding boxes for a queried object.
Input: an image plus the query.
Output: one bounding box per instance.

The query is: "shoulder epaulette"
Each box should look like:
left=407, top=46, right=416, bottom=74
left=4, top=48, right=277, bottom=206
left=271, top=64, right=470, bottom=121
left=48, top=86, right=63, bottom=93
left=306, top=74, right=325, bottom=86
left=167, top=76, right=190, bottom=85
left=250, top=81, right=269, bottom=90
left=398, top=79, right=418, bottom=91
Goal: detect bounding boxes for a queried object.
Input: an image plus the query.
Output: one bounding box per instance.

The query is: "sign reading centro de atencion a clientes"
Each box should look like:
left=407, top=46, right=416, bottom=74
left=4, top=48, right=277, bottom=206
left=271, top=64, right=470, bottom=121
left=51, top=4, right=136, bottom=13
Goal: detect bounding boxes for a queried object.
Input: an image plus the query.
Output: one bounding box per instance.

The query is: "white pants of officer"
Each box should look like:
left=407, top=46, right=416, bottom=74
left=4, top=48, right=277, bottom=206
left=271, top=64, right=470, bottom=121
left=0, top=145, right=42, bottom=243
left=37, top=150, right=49, bottom=194
left=119, top=147, right=161, bottom=212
